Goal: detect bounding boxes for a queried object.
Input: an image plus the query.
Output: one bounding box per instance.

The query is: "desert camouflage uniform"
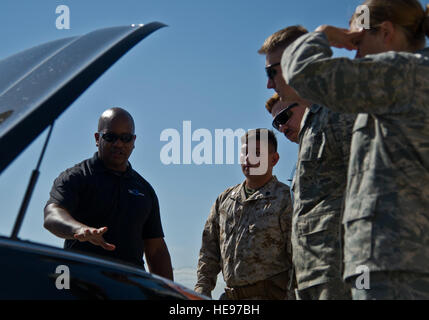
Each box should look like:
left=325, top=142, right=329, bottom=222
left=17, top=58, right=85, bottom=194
left=195, top=176, right=293, bottom=299
left=292, top=104, right=355, bottom=300
left=282, top=31, right=429, bottom=299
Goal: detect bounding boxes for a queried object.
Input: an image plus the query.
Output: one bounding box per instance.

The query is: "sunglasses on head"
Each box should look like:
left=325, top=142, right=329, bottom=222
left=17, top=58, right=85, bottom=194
left=99, top=132, right=135, bottom=143
left=272, top=103, right=298, bottom=131
left=265, top=62, right=280, bottom=80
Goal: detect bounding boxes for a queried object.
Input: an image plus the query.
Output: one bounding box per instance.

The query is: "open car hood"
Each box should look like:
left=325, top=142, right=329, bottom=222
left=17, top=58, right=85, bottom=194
left=0, top=22, right=166, bottom=175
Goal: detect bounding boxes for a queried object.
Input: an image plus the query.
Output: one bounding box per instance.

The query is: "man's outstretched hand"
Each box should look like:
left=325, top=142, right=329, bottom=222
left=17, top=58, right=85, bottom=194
left=74, top=226, right=116, bottom=251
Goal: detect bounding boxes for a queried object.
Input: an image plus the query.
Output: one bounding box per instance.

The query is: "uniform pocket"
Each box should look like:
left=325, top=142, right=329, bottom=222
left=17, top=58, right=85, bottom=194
left=343, top=194, right=377, bottom=223
left=297, top=212, right=336, bottom=235
left=299, top=130, right=326, bottom=161
left=349, top=113, right=372, bottom=173
left=219, top=208, right=235, bottom=238
left=294, top=212, right=341, bottom=270
left=343, top=218, right=372, bottom=263
left=342, top=195, right=376, bottom=263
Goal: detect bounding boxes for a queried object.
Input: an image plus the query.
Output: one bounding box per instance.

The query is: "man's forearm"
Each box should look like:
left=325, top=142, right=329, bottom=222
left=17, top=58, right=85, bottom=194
left=194, top=211, right=221, bottom=298
left=146, top=249, right=174, bottom=280
left=43, top=204, right=86, bottom=239
left=194, top=258, right=220, bottom=298
left=194, top=277, right=215, bottom=298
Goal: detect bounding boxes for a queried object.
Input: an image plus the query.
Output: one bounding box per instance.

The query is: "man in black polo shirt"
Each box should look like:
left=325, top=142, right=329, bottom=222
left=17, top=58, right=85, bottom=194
left=44, top=107, right=173, bottom=280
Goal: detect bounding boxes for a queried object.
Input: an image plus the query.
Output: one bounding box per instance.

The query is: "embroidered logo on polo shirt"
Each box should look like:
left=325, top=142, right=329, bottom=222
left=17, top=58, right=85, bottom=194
left=128, top=189, right=145, bottom=197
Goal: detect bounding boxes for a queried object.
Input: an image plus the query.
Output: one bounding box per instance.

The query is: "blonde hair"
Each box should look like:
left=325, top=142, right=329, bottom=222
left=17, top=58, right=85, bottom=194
left=258, top=25, right=308, bottom=54
left=352, top=0, right=429, bottom=49
left=265, top=93, right=281, bottom=114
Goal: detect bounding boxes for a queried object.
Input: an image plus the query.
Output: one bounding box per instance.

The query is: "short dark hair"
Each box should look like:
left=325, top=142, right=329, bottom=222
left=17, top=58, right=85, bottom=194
left=241, top=128, right=278, bottom=153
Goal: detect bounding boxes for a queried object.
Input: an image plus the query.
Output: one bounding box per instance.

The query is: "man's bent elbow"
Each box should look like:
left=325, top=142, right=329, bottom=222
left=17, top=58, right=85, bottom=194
left=43, top=204, right=54, bottom=231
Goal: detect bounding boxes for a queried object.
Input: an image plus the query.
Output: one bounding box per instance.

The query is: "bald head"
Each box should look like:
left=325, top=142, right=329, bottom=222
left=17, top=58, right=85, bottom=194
left=95, top=107, right=136, bottom=172
left=98, top=107, right=135, bottom=133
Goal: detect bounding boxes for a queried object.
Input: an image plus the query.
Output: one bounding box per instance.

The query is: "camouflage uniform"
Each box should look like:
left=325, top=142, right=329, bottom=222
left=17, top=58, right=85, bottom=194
left=195, top=176, right=293, bottom=299
left=292, top=104, right=355, bottom=300
left=282, top=31, right=429, bottom=299
left=351, top=271, right=429, bottom=300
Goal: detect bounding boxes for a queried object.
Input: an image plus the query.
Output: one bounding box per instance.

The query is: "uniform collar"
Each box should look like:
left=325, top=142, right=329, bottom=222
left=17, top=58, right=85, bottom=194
left=303, top=104, right=321, bottom=125
left=231, top=176, right=279, bottom=202
left=299, top=104, right=322, bottom=141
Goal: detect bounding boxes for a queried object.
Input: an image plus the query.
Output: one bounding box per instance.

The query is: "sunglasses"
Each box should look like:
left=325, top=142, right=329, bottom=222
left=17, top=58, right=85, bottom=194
left=98, top=132, right=135, bottom=143
left=272, top=103, right=298, bottom=131
left=265, top=62, right=280, bottom=80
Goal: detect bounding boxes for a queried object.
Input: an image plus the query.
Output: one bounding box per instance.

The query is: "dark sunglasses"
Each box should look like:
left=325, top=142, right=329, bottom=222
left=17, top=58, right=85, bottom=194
left=99, top=132, right=135, bottom=143
left=265, top=62, right=280, bottom=80
left=272, top=103, right=298, bottom=131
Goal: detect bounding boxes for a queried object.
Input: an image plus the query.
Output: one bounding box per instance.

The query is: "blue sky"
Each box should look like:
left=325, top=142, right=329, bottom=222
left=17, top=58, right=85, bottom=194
left=1, top=0, right=423, bottom=297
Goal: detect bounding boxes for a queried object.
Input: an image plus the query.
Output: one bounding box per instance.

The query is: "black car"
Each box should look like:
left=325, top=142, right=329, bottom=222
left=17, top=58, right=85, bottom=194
left=0, top=22, right=206, bottom=300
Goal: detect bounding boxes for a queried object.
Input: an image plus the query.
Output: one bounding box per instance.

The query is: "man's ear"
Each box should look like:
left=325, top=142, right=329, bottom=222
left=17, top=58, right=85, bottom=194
left=379, top=21, right=396, bottom=46
left=95, top=132, right=100, bottom=147
left=272, top=152, right=280, bottom=167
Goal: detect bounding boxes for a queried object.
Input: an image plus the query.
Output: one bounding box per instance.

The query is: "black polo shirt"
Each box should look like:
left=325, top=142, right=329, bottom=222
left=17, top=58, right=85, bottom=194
left=46, top=152, right=164, bottom=269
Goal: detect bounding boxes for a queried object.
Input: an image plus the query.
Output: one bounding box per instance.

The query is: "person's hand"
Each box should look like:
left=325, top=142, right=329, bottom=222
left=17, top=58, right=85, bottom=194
left=315, top=25, right=364, bottom=50
left=73, top=226, right=116, bottom=251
